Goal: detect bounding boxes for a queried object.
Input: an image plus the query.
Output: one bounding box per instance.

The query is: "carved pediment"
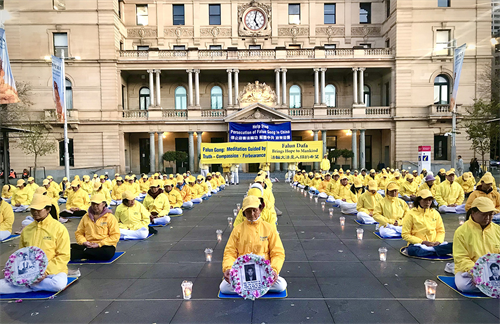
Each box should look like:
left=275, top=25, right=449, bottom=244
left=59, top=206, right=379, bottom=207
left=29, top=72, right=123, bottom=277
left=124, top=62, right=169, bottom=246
left=224, top=103, right=291, bottom=123
left=238, top=81, right=276, bottom=107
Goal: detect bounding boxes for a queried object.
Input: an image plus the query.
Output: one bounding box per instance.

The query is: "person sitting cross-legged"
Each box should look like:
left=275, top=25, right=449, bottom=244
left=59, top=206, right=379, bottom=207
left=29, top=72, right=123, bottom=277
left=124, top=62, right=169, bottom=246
left=317, top=173, right=332, bottom=199
left=340, top=178, right=365, bottom=215
left=196, top=175, right=211, bottom=199
left=453, top=197, right=500, bottom=293
left=114, top=191, right=150, bottom=240
left=399, top=174, right=419, bottom=202
left=308, top=173, right=323, bottom=195
left=373, top=181, right=409, bottom=238
left=110, top=177, right=126, bottom=206
left=402, top=189, right=453, bottom=257
left=187, top=176, right=203, bottom=204
left=0, top=194, right=70, bottom=294
left=328, top=176, right=352, bottom=206
left=356, top=180, right=383, bottom=224
left=59, top=180, right=90, bottom=218
left=220, top=195, right=286, bottom=295
left=163, top=181, right=183, bottom=216
left=71, top=193, right=120, bottom=261
left=11, top=179, right=31, bottom=213
left=465, top=174, right=500, bottom=220
left=0, top=196, right=14, bottom=240
left=143, top=180, right=171, bottom=226
left=175, top=176, right=194, bottom=209
left=234, top=186, right=277, bottom=230
left=435, top=170, right=465, bottom=214
left=1, top=184, right=13, bottom=204
left=92, top=181, right=112, bottom=206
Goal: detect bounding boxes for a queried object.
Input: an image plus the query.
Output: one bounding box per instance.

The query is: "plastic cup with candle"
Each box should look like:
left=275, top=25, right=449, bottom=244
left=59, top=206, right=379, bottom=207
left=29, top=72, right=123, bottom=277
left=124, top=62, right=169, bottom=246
left=378, top=247, right=388, bottom=261
left=304, top=191, right=307, bottom=197
left=340, top=216, right=345, bottom=226
left=233, top=209, right=238, bottom=217
left=300, top=188, right=304, bottom=193
left=181, top=280, right=193, bottom=299
left=314, top=197, right=318, bottom=203
left=216, top=229, right=223, bottom=242
left=356, top=228, right=364, bottom=240
left=329, top=208, right=334, bottom=217
left=204, top=248, right=213, bottom=262
left=236, top=203, right=241, bottom=211
left=424, top=279, right=438, bottom=300
left=228, top=216, right=233, bottom=227
left=458, top=215, right=465, bottom=225
left=408, top=201, right=414, bottom=209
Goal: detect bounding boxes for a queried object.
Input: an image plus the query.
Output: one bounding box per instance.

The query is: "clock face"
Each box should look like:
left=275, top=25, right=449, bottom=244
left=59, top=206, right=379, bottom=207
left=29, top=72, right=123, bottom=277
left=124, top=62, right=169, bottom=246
left=244, top=9, right=266, bottom=31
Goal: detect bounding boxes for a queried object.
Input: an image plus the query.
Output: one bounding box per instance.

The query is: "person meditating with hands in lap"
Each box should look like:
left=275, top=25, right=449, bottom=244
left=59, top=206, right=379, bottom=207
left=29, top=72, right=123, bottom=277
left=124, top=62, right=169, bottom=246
left=373, top=181, right=409, bottom=238
left=220, top=195, right=286, bottom=295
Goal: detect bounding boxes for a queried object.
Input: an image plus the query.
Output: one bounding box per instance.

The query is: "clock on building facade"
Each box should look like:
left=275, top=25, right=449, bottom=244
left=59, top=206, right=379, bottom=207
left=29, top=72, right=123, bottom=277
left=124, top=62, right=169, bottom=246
left=238, top=1, right=272, bottom=37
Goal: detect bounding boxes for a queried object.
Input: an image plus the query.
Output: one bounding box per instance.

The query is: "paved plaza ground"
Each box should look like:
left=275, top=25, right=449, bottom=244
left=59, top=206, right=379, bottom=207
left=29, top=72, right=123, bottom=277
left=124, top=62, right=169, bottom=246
left=0, top=180, right=499, bottom=324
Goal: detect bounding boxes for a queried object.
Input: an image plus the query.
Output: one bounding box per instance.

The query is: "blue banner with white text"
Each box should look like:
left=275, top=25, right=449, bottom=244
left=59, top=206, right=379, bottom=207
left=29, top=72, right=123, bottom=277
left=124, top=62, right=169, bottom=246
left=229, top=122, right=292, bottom=142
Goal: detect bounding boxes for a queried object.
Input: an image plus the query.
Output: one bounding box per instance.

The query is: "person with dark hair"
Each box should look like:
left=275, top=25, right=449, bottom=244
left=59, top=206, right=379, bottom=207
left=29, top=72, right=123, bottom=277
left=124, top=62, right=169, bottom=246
left=340, top=178, right=365, bottom=215
left=115, top=191, right=150, bottom=240
left=465, top=174, right=500, bottom=219
left=356, top=180, right=383, bottom=224
left=0, top=195, right=14, bottom=240
left=402, top=190, right=452, bottom=257
left=374, top=181, right=409, bottom=238
left=490, top=263, right=500, bottom=281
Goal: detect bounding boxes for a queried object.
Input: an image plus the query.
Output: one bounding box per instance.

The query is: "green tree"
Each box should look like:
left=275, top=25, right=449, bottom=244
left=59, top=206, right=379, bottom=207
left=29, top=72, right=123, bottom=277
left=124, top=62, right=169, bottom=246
left=341, top=149, right=355, bottom=167
left=16, top=125, right=57, bottom=180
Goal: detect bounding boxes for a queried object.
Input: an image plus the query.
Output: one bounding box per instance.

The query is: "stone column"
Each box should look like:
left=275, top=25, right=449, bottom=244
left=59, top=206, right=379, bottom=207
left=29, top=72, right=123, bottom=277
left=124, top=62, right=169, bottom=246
left=351, top=129, right=358, bottom=170
left=359, top=68, right=365, bottom=105
left=322, top=130, right=327, bottom=157
left=390, top=67, right=396, bottom=107
left=197, top=131, right=203, bottom=172
left=352, top=68, right=358, bottom=105
left=282, top=68, right=287, bottom=107
left=148, top=70, right=155, bottom=107
left=275, top=68, right=281, bottom=106
left=194, top=69, right=200, bottom=106
left=313, top=130, right=319, bottom=170
left=188, top=132, right=195, bottom=172
left=359, top=129, right=366, bottom=170
left=155, top=70, right=161, bottom=107
left=320, top=68, right=326, bottom=105
left=157, top=132, right=164, bottom=172
left=227, top=69, right=233, bottom=107
left=313, top=68, right=319, bottom=105
left=149, top=132, right=156, bottom=173
left=187, top=69, right=194, bottom=107
left=234, top=69, right=239, bottom=106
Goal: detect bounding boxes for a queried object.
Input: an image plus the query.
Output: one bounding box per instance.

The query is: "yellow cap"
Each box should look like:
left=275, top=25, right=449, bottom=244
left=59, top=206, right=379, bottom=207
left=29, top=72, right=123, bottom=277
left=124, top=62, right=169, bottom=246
left=242, top=195, right=261, bottom=212
left=143, top=174, right=148, bottom=178
left=368, top=180, right=378, bottom=191
left=302, top=170, right=306, bottom=173
left=176, top=176, right=184, bottom=183
left=422, top=168, right=427, bottom=172
left=370, top=169, right=376, bottom=173
left=481, top=174, right=494, bottom=184
left=164, top=180, right=174, bottom=187
left=34, top=187, right=47, bottom=195
left=132, top=174, right=136, bottom=178
left=340, top=175, right=349, bottom=181
left=90, top=193, right=106, bottom=204
left=42, top=179, right=50, bottom=186
left=100, top=175, right=105, bottom=179
left=149, top=180, right=159, bottom=187
left=412, top=170, right=418, bottom=173
left=116, top=177, right=123, bottom=181
left=94, top=182, right=102, bottom=190
left=207, top=173, right=212, bottom=177
left=121, top=190, right=136, bottom=200
left=439, top=168, right=446, bottom=173
left=93, top=174, right=98, bottom=178
left=115, top=173, right=120, bottom=177
left=183, top=173, right=187, bottom=177
left=406, top=174, right=414, bottom=180
left=187, top=176, right=196, bottom=183
left=462, top=173, right=470, bottom=180
left=315, top=173, right=321, bottom=179
left=339, top=168, right=344, bottom=172
left=169, top=174, right=174, bottom=178
left=383, top=174, right=388, bottom=178
left=47, top=176, right=53, bottom=180
left=28, top=177, right=34, bottom=181
left=63, top=177, right=68, bottom=181
left=308, top=172, right=314, bottom=177
left=353, top=178, right=363, bottom=188
left=30, top=194, right=52, bottom=210
left=71, top=180, right=80, bottom=187
left=154, top=173, right=159, bottom=177
left=386, top=182, right=399, bottom=191
left=346, top=170, right=351, bottom=173
left=446, top=170, right=455, bottom=176
left=247, top=187, right=263, bottom=198
left=216, top=172, right=221, bottom=176
left=16, top=179, right=25, bottom=187
left=325, top=173, right=331, bottom=176
left=255, top=176, right=265, bottom=183
left=197, top=175, right=204, bottom=180
left=390, top=169, right=394, bottom=172
left=394, top=172, right=401, bottom=178
left=471, top=197, right=499, bottom=213
left=417, top=189, right=433, bottom=199
left=83, top=175, right=90, bottom=180
left=124, top=175, right=130, bottom=180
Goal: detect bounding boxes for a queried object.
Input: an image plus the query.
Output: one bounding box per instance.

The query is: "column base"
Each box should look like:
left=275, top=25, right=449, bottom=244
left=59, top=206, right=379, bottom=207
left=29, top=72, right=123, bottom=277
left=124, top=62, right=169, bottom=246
left=352, top=104, right=366, bottom=108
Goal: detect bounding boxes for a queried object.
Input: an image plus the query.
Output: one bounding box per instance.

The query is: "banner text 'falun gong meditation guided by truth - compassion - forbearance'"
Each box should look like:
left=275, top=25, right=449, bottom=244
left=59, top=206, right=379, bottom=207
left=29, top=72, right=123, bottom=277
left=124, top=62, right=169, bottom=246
left=200, top=141, right=323, bottom=164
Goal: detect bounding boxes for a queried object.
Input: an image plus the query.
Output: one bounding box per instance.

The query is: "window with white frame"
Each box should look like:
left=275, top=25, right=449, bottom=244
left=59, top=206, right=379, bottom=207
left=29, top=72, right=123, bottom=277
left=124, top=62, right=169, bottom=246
left=211, top=86, right=223, bottom=109
left=136, top=5, right=148, bottom=26
left=289, top=85, right=301, bottom=108
left=325, top=84, right=336, bottom=107
left=175, top=86, right=187, bottom=109
left=435, top=30, right=451, bottom=55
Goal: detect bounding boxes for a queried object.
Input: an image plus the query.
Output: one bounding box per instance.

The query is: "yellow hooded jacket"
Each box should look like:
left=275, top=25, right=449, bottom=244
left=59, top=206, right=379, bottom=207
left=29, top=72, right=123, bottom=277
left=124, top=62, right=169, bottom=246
left=143, top=192, right=171, bottom=217
left=93, top=188, right=112, bottom=206
left=435, top=180, right=465, bottom=207
left=320, top=158, right=330, bottom=171
left=373, top=195, right=409, bottom=227
left=356, top=191, right=383, bottom=215
left=175, top=184, right=193, bottom=202
left=12, top=186, right=31, bottom=206
left=399, top=181, right=419, bottom=197
left=75, top=211, right=120, bottom=247
left=115, top=202, right=150, bottom=230
left=465, top=189, right=500, bottom=211
left=165, top=189, right=183, bottom=208
left=0, top=200, right=14, bottom=232
left=66, top=188, right=90, bottom=210
left=418, top=182, right=437, bottom=197
left=111, top=184, right=127, bottom=201
left=333, top=184, right=353, bottom=202
left=401, top=207, right=445, bottom=245
left=233, top=207, right=277, bottom=231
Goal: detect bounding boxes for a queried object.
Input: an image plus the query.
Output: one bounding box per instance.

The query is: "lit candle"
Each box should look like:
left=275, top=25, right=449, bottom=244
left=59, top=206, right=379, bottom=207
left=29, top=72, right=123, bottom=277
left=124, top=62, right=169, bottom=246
left=340, top=216, right=345, bottom=226
left=236, top=203, right=241, bottom=211
left=424, top=279, right=438, bottom=300
left=378, top=247, right=387, bottom=262
left=458, top=215, right=465, bottom=225
left=304, top=191, right=307, bottom=197
left=309, top=194, right=313, bottom=201
left=228, top=216, right=233, bottom=227
left=300, top=188, right=304, bottom=193
left=329, top=208, right=334, bottom=217
left=233, top=209, right=238, bottom=217
left=204, top=248, right=213, bottom=262
left=216, top=229, right=223, bottom=242
left=314, top=197, right=318, bottom=203
left=181, top=280, right=193, bottom=300
left=408, top=201, right=414, bottom=209
left=357, top=228, right=364, bottom=240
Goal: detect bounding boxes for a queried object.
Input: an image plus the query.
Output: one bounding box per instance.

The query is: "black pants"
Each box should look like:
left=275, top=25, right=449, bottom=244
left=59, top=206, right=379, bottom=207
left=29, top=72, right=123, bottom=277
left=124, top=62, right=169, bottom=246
left=70, top=244, right=116, bottom=261
left=60, top=210, right=86, bottom=218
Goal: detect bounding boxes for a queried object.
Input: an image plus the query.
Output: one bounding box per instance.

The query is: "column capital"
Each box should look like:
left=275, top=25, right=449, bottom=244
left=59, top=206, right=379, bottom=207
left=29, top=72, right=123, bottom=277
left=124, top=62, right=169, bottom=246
left=352, top=67, right=359, bottom=72
left=358, top=67, right=366, bottom=72
left=313, top=68, right=320, bottom=72
left=149, top=132, right=156, bottom=135
left=233, top=69, right=239, bottom=73
left=193, top=69, right=200, bottom=73
left=359, top=129, right=366, bottom=132
left=226, top=69, right=233, bottom=73
left=147, top=69, right=154, bottom=73
left=281, top=68, right=287, bottom=73
left=312, top=130, right=319, bottom=134
left=275, top=68, right=281, bottom=73
left=154, top=69, right=161, bottom=74
left=186, top=69, right=194, bottom=73
left=320, top=68, right=327, bottom=72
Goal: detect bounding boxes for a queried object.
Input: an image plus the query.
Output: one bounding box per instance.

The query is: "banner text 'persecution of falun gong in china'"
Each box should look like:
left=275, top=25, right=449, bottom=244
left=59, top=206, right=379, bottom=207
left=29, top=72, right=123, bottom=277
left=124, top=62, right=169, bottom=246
left=200, top=141, right=323, bottom=164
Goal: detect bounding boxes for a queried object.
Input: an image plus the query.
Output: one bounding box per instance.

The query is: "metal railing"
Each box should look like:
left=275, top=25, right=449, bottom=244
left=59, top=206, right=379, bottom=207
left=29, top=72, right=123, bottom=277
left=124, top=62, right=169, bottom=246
left=201, top=109, right=227, bottom=118
left=327, top=108, right=352, bottom=116
left=122, top=110, right=148, bottom=119
left=288, top=108, right=313, bottom=117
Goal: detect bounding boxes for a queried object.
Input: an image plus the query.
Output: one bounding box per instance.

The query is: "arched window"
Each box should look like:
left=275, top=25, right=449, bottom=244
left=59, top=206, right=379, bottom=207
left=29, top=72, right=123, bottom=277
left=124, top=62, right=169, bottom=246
left=65, top=79, right=73, bottom=110
left=434, top=74, right=450, bottom=104
left=211, top=86, right=223, bottom=109
left=289, top=85, right=301, bottom=108
left=363, top=85, right=371, bottom=107
left=325, top=84, right=336, bottom=107
left=175, top=86, right=187, bottom=110
left=139, top=87, right=150, bottom=110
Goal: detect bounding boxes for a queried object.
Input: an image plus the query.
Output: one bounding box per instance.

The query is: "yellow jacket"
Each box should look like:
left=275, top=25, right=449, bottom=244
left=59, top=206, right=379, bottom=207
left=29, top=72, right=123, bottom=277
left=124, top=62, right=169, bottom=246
left=333, top=184, right=353, bottom=202
left=12, top=186, right=31, bottom=205
left=20, top=216, right=70, bottom=275
left=111, top=184, right=127, bottom=201
left=92, top=188, right=112, bottom=206
left=402, top=207, right=445, bottom=245
left=209, top=178, right=219, bottom=190
left=81, top=181, right=93, bottom=195
left=318, top=180, right=330, bottom=193
left=222, top=219, right=285, bottom=274
left=1, top=184, right=13, bottom=199
left=260, top=163, right=270, bottom=171
left=418, top=182, right=437, bottom=197
left=310, top=178, right=322, bottom=189
left=453, top=219, right=500, bottom=273
left=165, top=189, right=183, bottom=208
left=75, top=211, right=120, bottom=247
left=399, top=181, right=419, bottom=197
left=320, top=158, right=330, bottom=171
left=49, top=181, right=61, bottom=193
left=435, top=180, right=465, bottom=207
left=0, top=200, right=14, bottom=232
left=356, top=191, right=383, bottom=215
left=465, top=189, right=500, bottom=211
left=66, top=188, right=90, bottom=210
left=198, top=181, right=209, bottom=196
left=222, top=163, right=231, bottom=172
left=377, top=178, right=390, bottom=191
left=26, top=183, right=39, bottom=197
left=326, top=181, right=338, bottom=196
left=373, top=196, right=409, bottom=227
left=263, top=187, right=275, bottom=208
left=233, top=207, right=277, bottom=231
left=189, top=183, right=204, bottom=199
left=217, top=176, right=226, bottom=186
left=143, top=192, right=171, bottom=217
left=293, top=174, right=302, bottom=183
left=456, top=176, right=475, bottom=194
left=139, top=179, right=150, bottom=193
left=175, top=184, right=192, bottom=202
left=364, top=175, right=377, bottom=187
left=115, top=202, right=150, bottom=230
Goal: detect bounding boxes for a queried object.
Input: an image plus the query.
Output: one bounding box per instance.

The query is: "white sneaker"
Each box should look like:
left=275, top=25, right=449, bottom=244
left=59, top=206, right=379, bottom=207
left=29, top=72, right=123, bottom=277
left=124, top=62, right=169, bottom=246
left=59, top=217, right=68, bottom=224
left=68, top=269, right=81, bottom=277
left=444, top=262, right=455, bottom=274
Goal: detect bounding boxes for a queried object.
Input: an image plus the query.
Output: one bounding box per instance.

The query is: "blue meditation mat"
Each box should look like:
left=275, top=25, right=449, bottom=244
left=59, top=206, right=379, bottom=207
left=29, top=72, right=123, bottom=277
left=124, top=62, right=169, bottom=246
left=437, top=275, right=490, bottom=299
left=120, top=233, right=154, bottom=241
left=169, top=213, right=183, bottom=217
left=0, top=277, right=78, bottom=300
left=399, top=247, right=453, bottom=261
left=68, top=251, right=126, bottom=264
left=0, top=234, right=20, bottom=243
left=218, top=289, right=288, bottom=299
left=193, top=201, right=202, bottom=204
left=149, top=223, right=169, bottom=227
left=354, top=220, right=378, bottom=226
left=373, top=231, right=402, bottom=240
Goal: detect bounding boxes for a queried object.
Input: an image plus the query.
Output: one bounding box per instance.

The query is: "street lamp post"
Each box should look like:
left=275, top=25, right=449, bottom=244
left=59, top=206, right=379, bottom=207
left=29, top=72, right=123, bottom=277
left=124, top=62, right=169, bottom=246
left=451, top=39, right=457, bottom=170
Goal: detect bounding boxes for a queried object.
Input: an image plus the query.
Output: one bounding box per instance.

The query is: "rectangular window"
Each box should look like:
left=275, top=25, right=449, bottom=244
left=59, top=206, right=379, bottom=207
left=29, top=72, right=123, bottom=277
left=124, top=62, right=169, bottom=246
left=360, top=3, right=371, bottom=24
left=434, top=135, right=448, bottom=161
left=173, top=45, right=186, bottom=50
left=324, top=44, right=336, bottom=49
left=209, top=4, right=221, bottom=25
left=209, top=45, right=222, bottom=50
left=324, top=4, right=336, bottom=24
left=435, top=30, right=450, bottom=55
left=173, top=4, right=185, bottom=25
left=386, top=0, right=390, bottom=18
left=59, top=139, right=74, bottom=167
left=53, top=32, right=68, bottom=57
left=136, top=4, right=148, bottom=26
left=288, top=4, right=300, bottom=24
left=384, top=82, right=390, bottom=106
left=249, top=45, right=261, bottom=49
left=359, top=43, right=372, bottom=48
left=137, top=45, right=149, bottom=51
left=121, top=85, right=126, bottom=109
left=438, top=0, right=450, bottom=7
left=385, top=38, right=390, bottom=48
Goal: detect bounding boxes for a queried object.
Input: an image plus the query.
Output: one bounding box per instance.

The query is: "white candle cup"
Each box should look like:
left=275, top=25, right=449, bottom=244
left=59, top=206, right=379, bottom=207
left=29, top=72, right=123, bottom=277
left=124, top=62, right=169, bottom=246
left=340, top=216, right=345, bottom=226
left=216, top=229, right=223, bottom=242
left=357, top=228, right=364, bottom=240
left=378, top=247, right=388, bottom=262
left=204, top=248, right=213, bottom=262
left=458, top=215, right=465, bottom=225
left=236, top=203, right=241, bottom=211
left=233, top=209, right=238, bottom=217
left=300, top=188, right=304, bottom=193
left=424, top=279, right=438, bottom=300
left=408, top=202, right=414, bottom=209
left=329, top=208, right=334, bottom=217
left=227, top=216, right=233, bottom=226
left=304, top=192, right=307, bottom=197
left=314, top=197, right=319, bottom=203
left=309, top=194, right=313, bottom=201
left=181, top=280, right=193, bottom=300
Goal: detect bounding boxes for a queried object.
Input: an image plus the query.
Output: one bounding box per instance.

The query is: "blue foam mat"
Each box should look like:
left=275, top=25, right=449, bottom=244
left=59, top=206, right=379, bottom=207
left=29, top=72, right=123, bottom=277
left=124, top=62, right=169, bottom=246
left=354, top=220, right=378, bottom=226
left=149, top=223, right=168, bottom=227
left=399, top=247, right=453, bottom=261
left=437, top=275, right=490, bottom=299
left=68, top=251, right=126, bottom=264
left=373, top=231, right=402, bottom=240
left=218, top=289, right=288, bottom=299
left=0, top=277, right=78, bottom=300
left=0, top=234, right=20, bottom=243
left=120, top=233, right=154, bottom=241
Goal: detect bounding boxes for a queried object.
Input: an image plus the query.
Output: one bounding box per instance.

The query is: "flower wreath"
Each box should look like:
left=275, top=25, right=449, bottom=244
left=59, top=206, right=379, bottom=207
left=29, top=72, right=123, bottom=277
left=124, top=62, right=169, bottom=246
left=4, top=246, right=48, bottom=287
left=471, top=253, right=500, bottom=298
left=230, top=253, right=274, bottom=300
